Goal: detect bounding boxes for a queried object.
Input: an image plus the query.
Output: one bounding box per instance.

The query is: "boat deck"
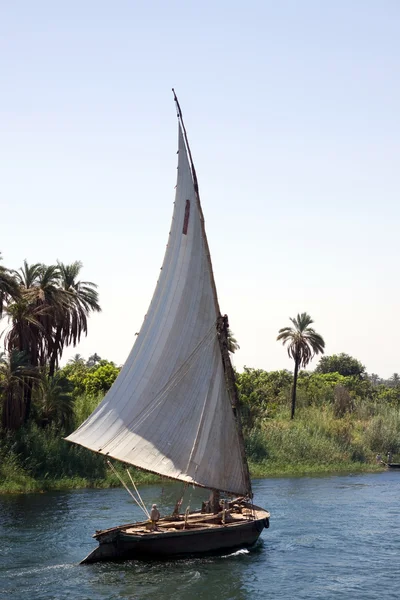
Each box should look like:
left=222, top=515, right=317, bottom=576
left=120, top=507, right=269, bottom=536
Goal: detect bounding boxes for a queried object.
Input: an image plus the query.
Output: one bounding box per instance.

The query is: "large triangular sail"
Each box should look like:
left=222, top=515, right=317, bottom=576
left=66, top=107, right=251, bottom=497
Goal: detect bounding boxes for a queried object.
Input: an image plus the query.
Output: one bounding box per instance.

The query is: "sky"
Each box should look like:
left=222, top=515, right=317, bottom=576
left=1, top=1, right=399, bottom=377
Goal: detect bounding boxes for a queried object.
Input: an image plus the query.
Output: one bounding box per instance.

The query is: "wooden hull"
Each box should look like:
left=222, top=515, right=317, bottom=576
left=81, top=507, right=270, bottom=564
left=387, top=463, right=400, bottom=469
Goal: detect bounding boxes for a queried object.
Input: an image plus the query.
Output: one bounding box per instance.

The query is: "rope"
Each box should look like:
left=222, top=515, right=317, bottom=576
left=107, top=460, right=149, bottom=519
left=126, top=469, right=150, bottom=519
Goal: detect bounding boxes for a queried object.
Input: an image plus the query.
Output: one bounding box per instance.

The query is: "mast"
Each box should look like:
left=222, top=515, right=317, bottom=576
left=172, top=90, right=253, bottom=499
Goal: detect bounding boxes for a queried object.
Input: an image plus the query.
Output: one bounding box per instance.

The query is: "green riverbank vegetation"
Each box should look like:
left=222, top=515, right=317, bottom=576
left=0, top=254, right=398, bottom=493
left=2, top=352, right=399, bottom=493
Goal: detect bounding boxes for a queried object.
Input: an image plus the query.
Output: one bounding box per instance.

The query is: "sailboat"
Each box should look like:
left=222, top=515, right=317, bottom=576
left=66, top=91, right=270, bottom=563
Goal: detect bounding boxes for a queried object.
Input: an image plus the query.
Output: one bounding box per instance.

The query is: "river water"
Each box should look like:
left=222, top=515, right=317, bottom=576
left=1, top=472, right=399, bottom=599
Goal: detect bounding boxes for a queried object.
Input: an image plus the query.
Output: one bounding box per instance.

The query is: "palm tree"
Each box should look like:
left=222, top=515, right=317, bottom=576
left=5, top=299, right=47, bottom=362
left=227, top=330, right=240, bottom=354
left=7, top=262, right=60, bottom=363
left=0, top=350, right=41, bottom=430
left=68, top=353, right=85, bottom=365
left=277, top=312, right=325, bottom=419
left=5, top=262, right=65, bottom=421
left=369, top=373, right=380, bottom=386
left=0, top=253, right=20, bottom=318
left=37, top=373, right=74, bottom=429
left=48, top=261, right=101, bottom=376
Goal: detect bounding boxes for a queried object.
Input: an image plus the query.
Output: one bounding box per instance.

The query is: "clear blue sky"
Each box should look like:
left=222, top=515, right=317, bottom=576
left=1, top=1, right=399, bottom=376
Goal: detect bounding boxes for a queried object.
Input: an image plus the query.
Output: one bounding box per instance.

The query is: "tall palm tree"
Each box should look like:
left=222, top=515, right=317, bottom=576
left=5, top=261, right=65, bottom=421
left=277, top=312, right=325, bottom=419
left=48, top=261, right=101, bottom=376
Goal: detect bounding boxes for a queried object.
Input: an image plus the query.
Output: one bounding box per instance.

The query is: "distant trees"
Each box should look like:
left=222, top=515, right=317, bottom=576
left=315, top=353, right=365, bottom=378
left=277, top=313, right=325, bottom=419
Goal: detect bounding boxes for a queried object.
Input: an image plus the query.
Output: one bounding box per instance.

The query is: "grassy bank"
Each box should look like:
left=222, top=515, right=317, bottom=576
left=245, top=402, right=398, bottom=477
left=0, top=401, right=394, bottom=494
left=0, top=424, right=160, bottom=494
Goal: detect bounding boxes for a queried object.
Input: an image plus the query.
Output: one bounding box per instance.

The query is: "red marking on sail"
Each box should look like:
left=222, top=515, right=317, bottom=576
left=182, top=200, right=190, bottom=234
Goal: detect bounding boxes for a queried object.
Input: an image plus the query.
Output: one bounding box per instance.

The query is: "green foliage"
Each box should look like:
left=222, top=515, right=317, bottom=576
left=236, top=368, right=292, bottom=428
left=2, top=346, right=400, bottom=493
left=58, top=359, right=120, bottom=398
left=363, top=408, right=400, bottom=454
left=332, top=385, right=354, bottom=417
left=244, top=403, right=373, bottom=474
left=237, top=362, right=400, bottom=476
left=244, top=429, right=269, bottom=461
left=0, top=420, right=159, bottom=493
left=34, top=373, right=74, bottom=429
left=315, top=353, right=365, bottom=378
left=73, top=394, right=103, bottom=426
left=59, top=360, right=87, bottom=396
left=376, top=386, right=400, bottom=406
left=83, top=362, right=120, bottom=396
left=296, top=372, right=345, bottom=408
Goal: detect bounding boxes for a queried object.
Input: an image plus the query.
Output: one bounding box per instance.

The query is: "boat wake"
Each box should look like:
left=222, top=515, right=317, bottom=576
left=222, top=548, right=250, bottom=558
left=12, top=563, right=74, bottom=577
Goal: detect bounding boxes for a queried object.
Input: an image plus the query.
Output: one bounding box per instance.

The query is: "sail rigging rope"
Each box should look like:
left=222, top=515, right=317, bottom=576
left=107, top=460, right=149, bottom=519
left=126, top=469, right=150, bottom=519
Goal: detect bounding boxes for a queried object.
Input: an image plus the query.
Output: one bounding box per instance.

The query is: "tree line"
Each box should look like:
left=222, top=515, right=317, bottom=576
left=1, top=259, right=398, bottom=445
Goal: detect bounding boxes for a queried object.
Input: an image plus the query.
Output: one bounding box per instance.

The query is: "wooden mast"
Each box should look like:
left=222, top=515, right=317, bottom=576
left=172, top=90, right=253, bottom=500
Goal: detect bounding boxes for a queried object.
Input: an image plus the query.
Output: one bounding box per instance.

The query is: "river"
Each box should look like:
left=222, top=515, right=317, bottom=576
left=1, top=472, right=399, bottom=599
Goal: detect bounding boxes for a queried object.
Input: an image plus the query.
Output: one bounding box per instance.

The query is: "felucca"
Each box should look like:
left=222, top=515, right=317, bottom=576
left=66, top=91, right=270, bottom=563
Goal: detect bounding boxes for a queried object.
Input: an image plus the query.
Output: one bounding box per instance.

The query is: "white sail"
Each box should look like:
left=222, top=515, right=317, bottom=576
left=66, top=126, right=249, bottom=496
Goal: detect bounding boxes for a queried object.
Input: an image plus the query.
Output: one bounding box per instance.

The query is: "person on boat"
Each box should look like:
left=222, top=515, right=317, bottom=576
left=387, top=452, right=393, bottom=464
left=150, top=504, right=160, bottom=528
